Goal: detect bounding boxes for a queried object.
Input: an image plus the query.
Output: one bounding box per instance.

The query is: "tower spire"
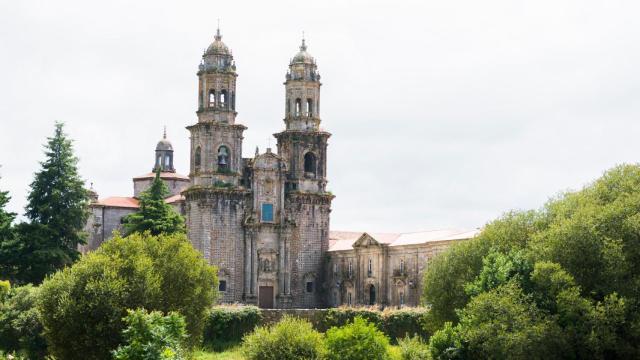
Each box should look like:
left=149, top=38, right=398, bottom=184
left=300, top=31, right=307, bottom=51
left=163, top=126, right=167, bottom=139
left=216, top=19, right=222, bottom=40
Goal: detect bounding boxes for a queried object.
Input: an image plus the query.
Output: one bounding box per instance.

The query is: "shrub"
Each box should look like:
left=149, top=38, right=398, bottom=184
left=112, top=309, right=188, bottom=360
left=398, top=335, right=430, bottom=360
left=0, top=285, right=47, bottom=359
left=428, top=322, right=463, bottom=360
left=324, top=316, right=392, bottom=360
left=0, top=281, right=9, bottom=302
left=38, top=232, right=218, bottom=360
left=242, top=315, right=324, bottom=360
left=203, top=305, right=262, bottom=350
left=383, top=307, right=430, bottom=343
left=322, top=307, right=383, bottom=332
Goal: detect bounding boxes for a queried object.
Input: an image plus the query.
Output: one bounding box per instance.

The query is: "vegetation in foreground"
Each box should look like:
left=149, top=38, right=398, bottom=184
left=423, top=164, right=640, bottom=359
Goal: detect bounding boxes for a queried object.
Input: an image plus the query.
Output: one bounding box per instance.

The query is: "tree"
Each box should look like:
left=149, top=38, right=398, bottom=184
left=38, top=232, right=218, bottom=360
left=123, top=171, right=185, bottom=236
left=10, top=122, right=89, bottom=284
left=0, top=285, right=47, bottom=359
left=0, top=177, right=17, bottom=281
left=457, top=283, right=567, bottom=359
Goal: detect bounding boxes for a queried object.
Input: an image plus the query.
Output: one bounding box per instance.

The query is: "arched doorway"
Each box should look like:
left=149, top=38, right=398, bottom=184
left=369, top=285, right=376, bottom=305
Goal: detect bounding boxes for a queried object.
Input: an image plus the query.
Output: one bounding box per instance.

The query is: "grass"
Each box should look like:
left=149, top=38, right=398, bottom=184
left=193, top=345, right=403, bottom=360
left=193, top=347, right=245, bottom=360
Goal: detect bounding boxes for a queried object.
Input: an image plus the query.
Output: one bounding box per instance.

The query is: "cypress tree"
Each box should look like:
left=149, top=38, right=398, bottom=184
left=122, top=170, right=185, bottom=236
left=0, top=173, right=18, bottom=280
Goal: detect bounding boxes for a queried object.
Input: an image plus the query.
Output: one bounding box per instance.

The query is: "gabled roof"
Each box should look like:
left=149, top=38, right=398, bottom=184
left=94, top=194, right=185, bottom=209
left=328, top=228, right=480, bottom=252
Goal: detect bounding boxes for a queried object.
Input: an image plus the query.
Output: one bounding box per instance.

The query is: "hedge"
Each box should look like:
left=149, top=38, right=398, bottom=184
left=203, top=306, right=430, bottom=346
left=202, top=305, right=262, bottom=350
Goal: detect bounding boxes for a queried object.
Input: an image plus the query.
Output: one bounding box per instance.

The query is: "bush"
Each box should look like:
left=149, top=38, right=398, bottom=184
left=112, top=309, right=188, bottom=360
left=38, top=232, right=218, bottom=360
left=324, top=316, right=392, bottom=360
left=398, top=335, right=430, bottom=360
left=322, top=307, right=383, bottom=332
left=0, top=285, right=47, bottom=359
left=203, top=305, right=262, bottom=350
left=428, top=322, right=463, bottom=360
left=242, top=316, right=324, bottom=360
left=383, top=308, right=430, bottom=343
left=0, top=281, right=9, bottom=302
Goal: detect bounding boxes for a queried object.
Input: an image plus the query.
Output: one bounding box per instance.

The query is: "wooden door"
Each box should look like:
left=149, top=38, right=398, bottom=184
left=259, top=286, right=274, bottom=308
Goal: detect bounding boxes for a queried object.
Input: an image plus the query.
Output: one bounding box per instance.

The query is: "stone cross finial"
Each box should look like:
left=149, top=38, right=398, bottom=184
left=163, top=126, right=167, bottom=139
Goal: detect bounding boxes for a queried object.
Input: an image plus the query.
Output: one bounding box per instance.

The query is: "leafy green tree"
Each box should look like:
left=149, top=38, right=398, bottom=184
left=423, top=211, right=539, bottom=329
left=457, top=283, right=567, bottom=360
left=25, top=122, right=89, bottom=264
left=38, top=232, right=217, bottom=360
left=123, top=171, right=185, bottom=236
left=0, top=177, right=15, bottom=248
left=112, top=309, right=188, bottom=360
left=0, top=285, right=47, bottom=359
left=324, top=316, right=392, bottom=360
left=241, top=316, right=324, bottom=360
left=464, top=249, right=533, bottom=297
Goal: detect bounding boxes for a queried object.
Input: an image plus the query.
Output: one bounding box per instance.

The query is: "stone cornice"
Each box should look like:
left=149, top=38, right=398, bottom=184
left=186, top=122, right=247, bottom=131
left=286, top=191, right=334, bottom=205
left=182, top=185, right=250, bottom=201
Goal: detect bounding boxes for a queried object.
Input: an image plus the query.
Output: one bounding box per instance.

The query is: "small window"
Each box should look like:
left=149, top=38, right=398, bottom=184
left=400, top=259, right=405, bottom=273
left=295, top=98, right=302, bottom=115
left=261, top=203, right=274, bottom=222
left=194, top=146, right=202, bottom=167
left=368, top=258, right=373, bottom=276
left=347, top=292, right=352, bottom=306
left=220, top=90, right=227, bottom=108
left=304, top=152, right=316, bottom=175
left=306, top=281, right=313, bottom=293
left=306, top=98, right=312, bottom=116
left=209, top=90, right=216, bottom=107
left=333, top=263, right=338, bottom=275
left=348, top=260, right=353, bottom=276
left=219, top=280, right=227, bottom=292
left=399, top=292, right=404, bottom=307
left=217, top=146, right=229, bottom=171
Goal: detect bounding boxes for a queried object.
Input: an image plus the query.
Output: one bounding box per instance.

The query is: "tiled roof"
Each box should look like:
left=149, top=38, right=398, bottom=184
left=95, top=195, right=186, bottom=209
left=132, top=172, right=190, bottom=181
left=328, top=228, right=480, bottom=252
left=96, top=197, right=140, bottom=208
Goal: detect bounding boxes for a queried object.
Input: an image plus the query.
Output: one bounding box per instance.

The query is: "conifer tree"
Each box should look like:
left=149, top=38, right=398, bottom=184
left=19, top=122, right=89, bottom=278
left=0, top=173, right=18, bottom=279
left=123, top=170, right=185, bottom=236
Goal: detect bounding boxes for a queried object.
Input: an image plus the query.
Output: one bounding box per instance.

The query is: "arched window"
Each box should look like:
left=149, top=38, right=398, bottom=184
left=208, top=90, right=216, bottom=108
left=194, top=146, right=202, bottom=168
left=295, top=98, right=302, bottom=116
left=399, top=292, right=404, bottom=307
left=286, top=99, right=290, bottom=114
left=348, top=260, right=353, bottom=277
left=231, top=92, right=235, bottom=110
left=368, top=258, right=373, bottom=277
left=217, top=145, right=229, bottom=171
left=306, top=98, right=312, bottom=116
left=220, top=90, right=227, bottom=108
left=400, top=259, right=405, bottom=274
left=304, top=152, right=316, bottom=175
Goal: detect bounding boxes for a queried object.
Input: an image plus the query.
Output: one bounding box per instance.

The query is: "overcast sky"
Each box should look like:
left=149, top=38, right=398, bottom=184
left=1, top=0, right=639, bottom=233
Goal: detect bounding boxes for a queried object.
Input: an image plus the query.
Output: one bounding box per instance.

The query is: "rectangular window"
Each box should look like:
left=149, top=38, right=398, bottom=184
left=219, top=280, right=227, bottom=292
left=348, top=292, right=352, bottom=306
left=261, top=203, right=274, bottom=222
left=306, top=281, right=313, bottom=293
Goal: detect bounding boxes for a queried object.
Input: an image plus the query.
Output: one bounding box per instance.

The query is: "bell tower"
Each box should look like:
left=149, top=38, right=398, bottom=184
left=187, top=27, right=246, bottom=187
left=275, top=38, right=330, bottom=193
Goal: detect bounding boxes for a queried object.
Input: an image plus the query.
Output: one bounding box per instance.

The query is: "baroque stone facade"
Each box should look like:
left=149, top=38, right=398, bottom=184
left=184, top=30, right=332, bottom=309
left=82, top=29, right=480, bottom=309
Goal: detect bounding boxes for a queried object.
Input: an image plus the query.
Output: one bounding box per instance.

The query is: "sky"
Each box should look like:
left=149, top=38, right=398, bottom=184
left=1, top=0, right=639, bottom=233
